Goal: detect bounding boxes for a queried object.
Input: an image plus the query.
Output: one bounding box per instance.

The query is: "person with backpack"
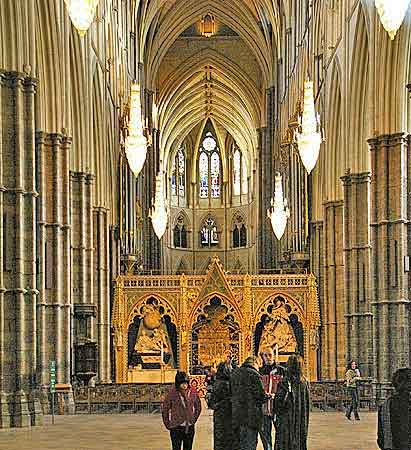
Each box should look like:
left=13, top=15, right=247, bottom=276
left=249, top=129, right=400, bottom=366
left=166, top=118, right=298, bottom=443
left=212, top=361, right=234, bottom=450
left=162, top=371, right=202, bottom=450
left=345, top=360, right=362, bottom=421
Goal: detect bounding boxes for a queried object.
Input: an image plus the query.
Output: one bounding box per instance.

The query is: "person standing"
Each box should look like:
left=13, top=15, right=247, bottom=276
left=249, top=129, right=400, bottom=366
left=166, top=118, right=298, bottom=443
left=274, top=354, right=310, bottom=450
left=345, top=360, right=361, bottom=420
left=213, top=362, right=233, bottom=450
left=231, top=356, right=270, bottom=450
left=259, top=347, right=285, bottom=450
left=377, top=368, right=411, bottom=450
left=162, top=371, right=202, bottom=450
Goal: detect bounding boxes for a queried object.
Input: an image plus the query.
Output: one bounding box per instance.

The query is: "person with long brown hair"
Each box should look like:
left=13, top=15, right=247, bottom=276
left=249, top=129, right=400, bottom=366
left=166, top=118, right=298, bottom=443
left=273, top=354, right=310, bottom=450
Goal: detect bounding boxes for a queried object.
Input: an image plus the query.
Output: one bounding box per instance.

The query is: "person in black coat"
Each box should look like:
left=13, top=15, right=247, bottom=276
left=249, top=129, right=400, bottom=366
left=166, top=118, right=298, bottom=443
left=274, top=354, right=310, bottom=450
left=378, top=367, right=411, bottom=450
left=231, top=356, right=270, bottom=450
left=213, top=362, right=233, bottom=450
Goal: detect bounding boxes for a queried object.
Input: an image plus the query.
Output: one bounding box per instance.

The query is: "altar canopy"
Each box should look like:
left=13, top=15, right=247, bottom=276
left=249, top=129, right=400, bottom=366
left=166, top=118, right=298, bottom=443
left=112, top=257, right=320, bottom=383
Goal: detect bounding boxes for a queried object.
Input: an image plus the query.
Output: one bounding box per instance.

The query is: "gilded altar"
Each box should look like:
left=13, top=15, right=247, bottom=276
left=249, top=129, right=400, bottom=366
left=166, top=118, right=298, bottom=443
left=112, top=257, right=320, bottom=383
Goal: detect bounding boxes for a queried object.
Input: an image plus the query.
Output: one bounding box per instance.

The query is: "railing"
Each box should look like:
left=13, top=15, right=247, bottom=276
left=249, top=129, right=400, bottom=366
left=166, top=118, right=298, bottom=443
left=73, top=379, right=377, bottom=414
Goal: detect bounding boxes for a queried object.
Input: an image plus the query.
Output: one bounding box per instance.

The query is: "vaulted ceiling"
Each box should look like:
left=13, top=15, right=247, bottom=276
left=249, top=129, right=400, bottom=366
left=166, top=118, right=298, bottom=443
left=134, top=0, right=286, bottom=168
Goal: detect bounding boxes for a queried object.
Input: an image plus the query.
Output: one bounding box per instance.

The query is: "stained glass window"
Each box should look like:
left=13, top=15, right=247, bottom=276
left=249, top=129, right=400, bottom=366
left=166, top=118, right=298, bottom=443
left=233, top=149, right=241, bottom=196
left=171, top=157, right=177, bottom=196
left=210, top=153, right=220, bottom=198
left=199, top=152, right=209, bottom=198
left=242, top=156, right=248, bottom=194
left=178, top=149, right=185, bottom=197
left=171, top=148, right=185, bottom=198
left=198, top=132, right=220, bottom=199
left=201, top=218, right=218, bottom=247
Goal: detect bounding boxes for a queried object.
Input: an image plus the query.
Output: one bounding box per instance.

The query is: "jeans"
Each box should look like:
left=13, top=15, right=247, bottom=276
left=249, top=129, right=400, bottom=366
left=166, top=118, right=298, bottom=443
left=239, top=425, right=258, bottom=450
left=259, top=415, right=273, bottom=450
left=347, top=387, right=360, bottom=419
left=170, top=425, right=195, bottom=450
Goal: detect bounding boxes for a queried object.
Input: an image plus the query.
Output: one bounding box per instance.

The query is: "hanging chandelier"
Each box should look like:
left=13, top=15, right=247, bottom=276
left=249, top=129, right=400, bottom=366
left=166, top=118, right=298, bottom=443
left=296, top=80, right=322, bottom=174
left=125, top=83, right=147, bottom=178
left=267, top=173, right=290, bottom=240
left=150, top=172, right=168, bottom=240
left=63, top=0, right=100, bottom=37
left=375, top=0, right=411, bottom=40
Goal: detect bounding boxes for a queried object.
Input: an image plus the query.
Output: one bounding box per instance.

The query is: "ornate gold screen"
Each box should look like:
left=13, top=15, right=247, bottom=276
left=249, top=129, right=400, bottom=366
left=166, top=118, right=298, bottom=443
left=112, top=257, right=320, bottom=382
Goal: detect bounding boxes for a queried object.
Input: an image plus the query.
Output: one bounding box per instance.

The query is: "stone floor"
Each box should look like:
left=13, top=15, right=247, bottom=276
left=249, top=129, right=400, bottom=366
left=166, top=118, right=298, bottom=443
left=0, top=409, right=379, bottom=450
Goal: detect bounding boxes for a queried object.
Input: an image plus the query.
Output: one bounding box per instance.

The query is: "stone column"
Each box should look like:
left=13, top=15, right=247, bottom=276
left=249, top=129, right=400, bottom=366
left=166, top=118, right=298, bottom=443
left=368, top=133, right=411, bottom=396
left=310, top=220, right=324, bottom=378
left=341, top=172, right=373, bottom=377
left=0, top=71, right=42, bottom=427
left=71, top=172, right=97, bottom=382
left=323, top=200, right=346, bottom=380
left=36, top=132, right=74, bottom=414
left=93, top=207, right=111, bottom=382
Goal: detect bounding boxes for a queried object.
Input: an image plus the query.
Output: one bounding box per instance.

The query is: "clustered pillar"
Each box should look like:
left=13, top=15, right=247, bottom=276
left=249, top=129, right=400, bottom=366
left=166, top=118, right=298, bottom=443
left=36, top=132, right=74, bottom=413
left=369, top=133, right=411, bottom=398
left=341, top=172, right=373, bottom=377
left=0, top=71, right=42, bottom=427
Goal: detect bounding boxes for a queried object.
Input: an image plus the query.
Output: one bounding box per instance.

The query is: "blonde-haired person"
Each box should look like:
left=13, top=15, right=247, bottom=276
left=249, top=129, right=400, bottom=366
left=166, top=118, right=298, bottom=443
left=231, top=356, right=272, bottom=450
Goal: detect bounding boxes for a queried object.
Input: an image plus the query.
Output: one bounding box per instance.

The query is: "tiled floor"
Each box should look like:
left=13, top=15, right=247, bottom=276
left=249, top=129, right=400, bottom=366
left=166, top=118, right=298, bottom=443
left=0, top=409, right=379, bottom=450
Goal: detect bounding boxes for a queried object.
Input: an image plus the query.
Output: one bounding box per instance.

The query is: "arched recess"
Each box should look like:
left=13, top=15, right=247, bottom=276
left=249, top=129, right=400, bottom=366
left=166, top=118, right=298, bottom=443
left=349, top=4, right=371, bottom=173
left=188, top=294, right=243, bottom=369
left=325, top=61, right=343, bottom=201
left=254, top=292, right=306, bottom=362
left=113, top=293, right=178, bottom=383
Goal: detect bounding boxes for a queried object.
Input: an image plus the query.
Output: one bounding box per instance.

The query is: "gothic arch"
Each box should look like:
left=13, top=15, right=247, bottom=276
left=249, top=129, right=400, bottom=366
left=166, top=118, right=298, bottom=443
left=127, top=294, right=178, bottom=327
left=254, top=291, right=305, bottom=327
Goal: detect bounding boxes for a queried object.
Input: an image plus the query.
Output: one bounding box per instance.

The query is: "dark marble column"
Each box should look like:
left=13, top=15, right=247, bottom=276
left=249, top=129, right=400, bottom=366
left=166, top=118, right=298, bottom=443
left=368, top=133, right=411, bottom=397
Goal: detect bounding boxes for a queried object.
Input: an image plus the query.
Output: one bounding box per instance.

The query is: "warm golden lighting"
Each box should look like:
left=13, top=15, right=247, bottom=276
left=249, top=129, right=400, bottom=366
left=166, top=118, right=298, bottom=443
left=64, top=0, right=100, bottom=37
left=296, top=80, right=322, bottom=174
left=125, top=83, right=147, bottom=178
left=267, top=173, right=290, bottom=240
left=200, top=14, right=216, bottom=37
left=375, top=0, right=411, bottom=40
left=150, top=172, right=168, bottom=240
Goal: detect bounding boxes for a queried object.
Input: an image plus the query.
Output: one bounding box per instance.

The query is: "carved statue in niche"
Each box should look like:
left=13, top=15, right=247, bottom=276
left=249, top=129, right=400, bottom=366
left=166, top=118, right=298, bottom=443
left=133, top=304, right=174, bottom=367
left=259, top=306, right=297, bottom=354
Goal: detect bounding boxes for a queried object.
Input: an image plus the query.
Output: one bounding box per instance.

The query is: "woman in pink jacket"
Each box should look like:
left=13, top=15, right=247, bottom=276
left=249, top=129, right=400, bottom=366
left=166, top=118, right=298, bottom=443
left=162, top=371, right=202, bottom=450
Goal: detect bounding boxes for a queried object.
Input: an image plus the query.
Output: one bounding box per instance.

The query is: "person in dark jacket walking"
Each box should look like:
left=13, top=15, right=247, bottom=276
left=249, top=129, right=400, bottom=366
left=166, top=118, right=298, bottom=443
left=231, top=356, right=270, bottom=450
left=274, top=354, right=310, bottom=450
left=213, top=361, right=233, bottom=450
left=259, top=347, right=285, bottom=450
left=377, top=367, right=411, bottom=450
left=162, top=371, right=202, bottom=450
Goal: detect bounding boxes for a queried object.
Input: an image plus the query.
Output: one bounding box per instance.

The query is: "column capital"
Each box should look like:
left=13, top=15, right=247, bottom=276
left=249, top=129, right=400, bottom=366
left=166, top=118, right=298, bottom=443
left=367, top=132, right=409, bottom=150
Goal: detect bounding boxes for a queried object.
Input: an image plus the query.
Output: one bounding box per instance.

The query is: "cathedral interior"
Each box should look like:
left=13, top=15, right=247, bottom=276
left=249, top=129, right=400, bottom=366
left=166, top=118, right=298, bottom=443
left=1, top=0, right=411, bottom=431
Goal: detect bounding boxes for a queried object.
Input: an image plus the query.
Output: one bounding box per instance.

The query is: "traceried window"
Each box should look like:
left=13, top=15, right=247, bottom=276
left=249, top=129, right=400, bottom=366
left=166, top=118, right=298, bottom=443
left=199, top=132, right=221, bottom=199
left=200, top=217, right=219, bottom=247
left=171, top=148, right=186, bottom=197
left=173, top=216, right=188, bottom=249
left=232, top=216, right=247, bottom=248
left=232, top=146, right=248, bottom=196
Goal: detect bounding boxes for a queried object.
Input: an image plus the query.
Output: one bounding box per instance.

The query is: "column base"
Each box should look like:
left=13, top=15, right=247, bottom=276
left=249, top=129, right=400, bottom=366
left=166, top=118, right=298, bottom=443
left=0, top=392, right=12, bottom=428
left=10, top=391, right=32, bottom=427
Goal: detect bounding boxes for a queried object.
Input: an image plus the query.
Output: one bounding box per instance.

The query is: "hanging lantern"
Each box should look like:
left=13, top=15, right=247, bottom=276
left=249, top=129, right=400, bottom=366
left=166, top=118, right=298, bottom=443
left=125, top=83, right=147, bottom=177
left=375, top=0, right=411, bottom=40
left=296, top=80, right=322, bottom=174
left=64, top=0, right=100, bottom=37
left=267, top=173, right=290, bottom=240
left=150, top=172, right=168, bottom=240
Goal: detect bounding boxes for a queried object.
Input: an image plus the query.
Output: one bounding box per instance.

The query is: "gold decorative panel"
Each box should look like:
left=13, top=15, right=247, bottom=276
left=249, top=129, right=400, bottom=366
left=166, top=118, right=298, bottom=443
left=112, top=256, right=320, bottom=383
